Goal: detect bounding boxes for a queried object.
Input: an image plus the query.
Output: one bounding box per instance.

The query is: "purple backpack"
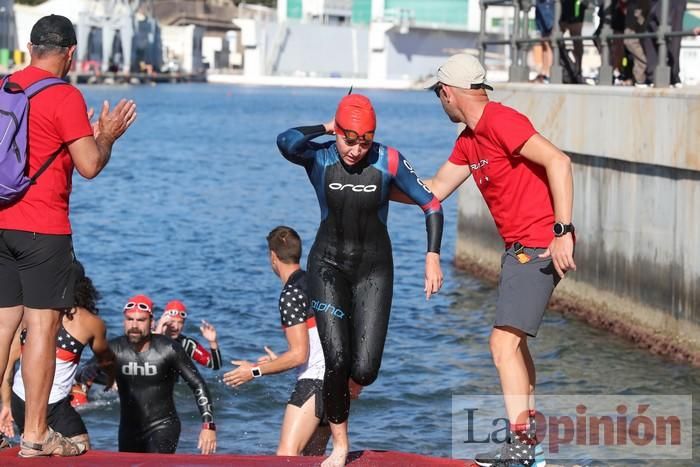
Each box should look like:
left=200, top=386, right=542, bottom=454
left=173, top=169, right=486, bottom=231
left=0, top=75, right=68, bottom=205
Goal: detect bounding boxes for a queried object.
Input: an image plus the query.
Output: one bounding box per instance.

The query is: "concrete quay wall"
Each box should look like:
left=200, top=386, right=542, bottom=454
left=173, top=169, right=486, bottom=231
left=455, top=84, right=700, bottom=365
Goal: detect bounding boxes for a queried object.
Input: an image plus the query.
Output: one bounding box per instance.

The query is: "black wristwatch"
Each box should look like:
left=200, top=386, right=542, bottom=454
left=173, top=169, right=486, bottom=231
left=251, top=366, right=262, bottom=378
left=553, top=222, right=575, bottom=237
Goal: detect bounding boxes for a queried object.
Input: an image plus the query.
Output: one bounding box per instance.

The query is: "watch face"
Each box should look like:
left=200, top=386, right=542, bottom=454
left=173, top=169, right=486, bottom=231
left=252, top=368, right=261, bottom=377
left=554, top=223, right=564, bottom=236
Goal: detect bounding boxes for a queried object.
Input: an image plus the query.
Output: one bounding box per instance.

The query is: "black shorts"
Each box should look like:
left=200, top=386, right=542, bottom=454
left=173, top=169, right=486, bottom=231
left=288, top=378, right=325, bottom=423
left=11, top=392, right=87, bottom=438
left=0, top=230, right=76, bottom=309
left=119, top=419, right=181, bottom=454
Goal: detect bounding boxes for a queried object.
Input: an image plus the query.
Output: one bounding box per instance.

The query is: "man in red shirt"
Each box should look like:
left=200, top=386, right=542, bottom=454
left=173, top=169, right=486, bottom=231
left=423, top=54, right=576, bottom=466
left=0, top=15, right=136, bottom=457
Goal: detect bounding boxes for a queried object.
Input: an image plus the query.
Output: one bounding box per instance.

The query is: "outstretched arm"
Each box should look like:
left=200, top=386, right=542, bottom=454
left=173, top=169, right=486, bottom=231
left=391, top=151, right=445, bottom=298
left=223, top=324, right=309, bottom=387
left=390, top=160, right=471, bottom=204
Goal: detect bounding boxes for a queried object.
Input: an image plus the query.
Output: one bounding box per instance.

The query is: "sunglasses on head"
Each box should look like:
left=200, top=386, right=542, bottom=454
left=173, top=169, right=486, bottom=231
left=124, top=302, right=152, bottom=314
left=335, top=121, right=374, bottom=148
left=435, top=82, right=488, bottom=98
left=165, top=309, right=187, bottom=319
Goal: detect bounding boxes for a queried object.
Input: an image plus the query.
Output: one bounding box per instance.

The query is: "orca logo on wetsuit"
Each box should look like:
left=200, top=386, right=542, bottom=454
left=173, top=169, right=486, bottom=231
left=328, top=183, right=378, bottom=193
left=402, top=160, right=432, bottom=194
left=312, top=300, right=345, bottom=319
left=122, top=362, right=157, bottom=376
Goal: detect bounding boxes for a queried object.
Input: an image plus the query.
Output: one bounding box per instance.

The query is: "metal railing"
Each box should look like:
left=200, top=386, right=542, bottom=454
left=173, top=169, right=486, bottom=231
left=478, top=0, right=698, bottom=87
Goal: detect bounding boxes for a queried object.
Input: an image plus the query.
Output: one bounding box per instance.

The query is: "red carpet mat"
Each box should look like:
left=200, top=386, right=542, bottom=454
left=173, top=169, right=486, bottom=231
left=0, top=447, right=475, bottom=466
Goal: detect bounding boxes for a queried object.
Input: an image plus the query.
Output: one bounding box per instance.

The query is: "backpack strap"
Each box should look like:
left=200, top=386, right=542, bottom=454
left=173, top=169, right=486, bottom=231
left=30, top=144, right=66, bottom=184
left=22, top=77, right=71, bottom=184
left=23, top=77, right=68, bottom=99
left=1, top=74, right=22, bottom=93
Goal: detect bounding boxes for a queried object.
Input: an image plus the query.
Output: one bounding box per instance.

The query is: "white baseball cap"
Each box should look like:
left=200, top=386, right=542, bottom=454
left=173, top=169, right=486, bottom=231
left=426, top=53, right=493, bottom=91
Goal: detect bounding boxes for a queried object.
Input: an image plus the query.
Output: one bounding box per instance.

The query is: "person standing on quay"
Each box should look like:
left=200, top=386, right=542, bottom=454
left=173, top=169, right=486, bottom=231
left=0, top=14, right=136, bottom=457
left=417, top=54, right=575, bottom=466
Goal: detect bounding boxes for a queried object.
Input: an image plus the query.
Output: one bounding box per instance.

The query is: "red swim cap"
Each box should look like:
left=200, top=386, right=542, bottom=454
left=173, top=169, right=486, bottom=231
left=334, top=94, right=376, bottom=137
left=165, top=300, right=186, bottom=312
left=123, top=294, right=154, bottom=315
left=164, top=299, right=188, bottom=319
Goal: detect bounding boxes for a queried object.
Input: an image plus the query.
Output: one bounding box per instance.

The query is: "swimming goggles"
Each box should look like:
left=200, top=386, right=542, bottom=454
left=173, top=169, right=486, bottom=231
left=124, top=302, right=152, bottom=314
left=335, top=121, right=374, bottom=148
left=165, top=309, right=188, bottom=319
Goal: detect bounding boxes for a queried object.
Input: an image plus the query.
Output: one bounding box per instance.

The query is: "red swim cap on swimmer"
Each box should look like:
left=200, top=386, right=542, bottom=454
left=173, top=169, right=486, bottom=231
left=164, top=299, right=188, bottom=319
left=123, top=294, right=154, bottom=315
left=334, top=94, right=376, bottom=139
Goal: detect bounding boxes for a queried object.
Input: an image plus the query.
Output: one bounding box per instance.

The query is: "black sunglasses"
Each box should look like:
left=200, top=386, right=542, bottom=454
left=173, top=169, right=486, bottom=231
left=435, top=82, right=489, bottom=98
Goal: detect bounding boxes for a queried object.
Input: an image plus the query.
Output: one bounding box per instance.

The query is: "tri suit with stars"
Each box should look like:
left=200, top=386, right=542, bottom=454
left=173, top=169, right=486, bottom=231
left=12, top=325, right=88, bottom=438
left=278, top=268, right=326, bottom=419
left=277, top=124, right=443, bottom=424
left=109, top=333, right=214, bottom=453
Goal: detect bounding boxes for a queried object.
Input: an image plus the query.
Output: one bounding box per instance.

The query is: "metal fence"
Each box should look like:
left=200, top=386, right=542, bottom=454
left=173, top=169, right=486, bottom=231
left=478, top=0, right=698, bottom=87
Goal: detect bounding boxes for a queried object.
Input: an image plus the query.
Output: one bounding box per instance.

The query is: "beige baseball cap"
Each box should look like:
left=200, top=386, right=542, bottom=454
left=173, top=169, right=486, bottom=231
left=426, top=53, right=493, bottom=91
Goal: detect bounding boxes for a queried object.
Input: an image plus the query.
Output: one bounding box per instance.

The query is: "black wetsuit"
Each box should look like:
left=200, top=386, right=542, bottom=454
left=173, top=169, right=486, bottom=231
left=109, top=334, right=214, bottom=453
left=277, top=125, right=443, bottom=423
left=176, top=334, right=222, bottom=370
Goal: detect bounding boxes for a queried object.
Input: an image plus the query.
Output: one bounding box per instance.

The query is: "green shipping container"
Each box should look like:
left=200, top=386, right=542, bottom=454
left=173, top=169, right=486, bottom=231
left=0, top=49, right=10, bottom=67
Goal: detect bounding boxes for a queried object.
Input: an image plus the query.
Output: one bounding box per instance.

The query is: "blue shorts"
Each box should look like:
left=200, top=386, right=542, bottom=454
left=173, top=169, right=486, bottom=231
left=535, top=0, right=555, bottom=37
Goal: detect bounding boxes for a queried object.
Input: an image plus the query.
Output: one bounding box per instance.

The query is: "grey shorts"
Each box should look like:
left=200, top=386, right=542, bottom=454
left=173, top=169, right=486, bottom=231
left=495, top=245, right=560, bottom=337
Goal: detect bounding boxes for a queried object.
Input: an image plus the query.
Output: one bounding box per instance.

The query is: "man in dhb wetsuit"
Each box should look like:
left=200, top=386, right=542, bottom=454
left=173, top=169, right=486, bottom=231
left=154, top=300, right=222, bottom=370
left=106, top=295, right=216, bottom=454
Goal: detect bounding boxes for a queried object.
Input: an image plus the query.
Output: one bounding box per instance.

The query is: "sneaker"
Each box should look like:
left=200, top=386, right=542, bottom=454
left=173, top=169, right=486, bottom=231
left=18, top=428, right=83, bottom=457
left=474, top=439, right=537, bottom=467
left=474, top=445, right=503, bottom=466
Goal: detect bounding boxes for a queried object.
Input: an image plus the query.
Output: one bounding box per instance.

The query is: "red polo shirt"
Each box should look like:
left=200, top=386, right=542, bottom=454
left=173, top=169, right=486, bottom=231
left=448, top=102, right=555, bottom=247
left=0, top=66, right=93, bottom=235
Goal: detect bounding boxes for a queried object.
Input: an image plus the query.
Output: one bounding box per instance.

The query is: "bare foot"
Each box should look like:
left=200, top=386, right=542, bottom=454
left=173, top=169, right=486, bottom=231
left=321, top=445, right=348, bottom=467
